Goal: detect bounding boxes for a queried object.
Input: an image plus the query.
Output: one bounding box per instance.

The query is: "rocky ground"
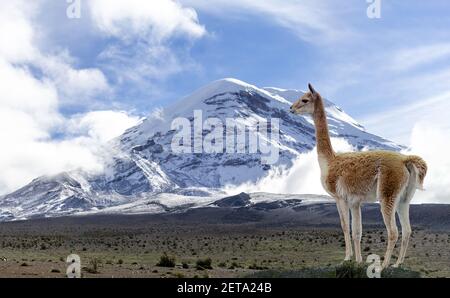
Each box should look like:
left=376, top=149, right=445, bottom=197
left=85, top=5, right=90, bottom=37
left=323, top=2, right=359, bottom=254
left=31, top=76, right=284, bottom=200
left=0, top=204, right=449, bottom=278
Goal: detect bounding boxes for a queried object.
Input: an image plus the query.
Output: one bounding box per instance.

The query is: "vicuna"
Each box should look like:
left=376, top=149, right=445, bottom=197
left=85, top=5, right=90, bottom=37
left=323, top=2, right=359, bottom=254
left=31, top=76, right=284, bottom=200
left=290, top=84, right=427, bottom=268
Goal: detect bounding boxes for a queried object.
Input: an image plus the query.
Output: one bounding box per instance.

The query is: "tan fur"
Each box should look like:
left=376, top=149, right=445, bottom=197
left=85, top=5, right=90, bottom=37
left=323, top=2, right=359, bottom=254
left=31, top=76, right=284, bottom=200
left=404, top=155, right=427, bottom=188
left=290, top=84, right=428, bottom=268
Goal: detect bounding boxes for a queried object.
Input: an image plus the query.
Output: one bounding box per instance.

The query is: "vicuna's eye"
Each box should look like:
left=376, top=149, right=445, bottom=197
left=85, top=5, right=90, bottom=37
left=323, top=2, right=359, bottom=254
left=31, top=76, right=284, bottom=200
left=302, top=99, right=309, bottom=103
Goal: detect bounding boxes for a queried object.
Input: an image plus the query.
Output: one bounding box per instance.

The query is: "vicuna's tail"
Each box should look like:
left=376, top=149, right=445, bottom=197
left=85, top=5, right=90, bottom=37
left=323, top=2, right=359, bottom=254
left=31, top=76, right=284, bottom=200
left=404, top=155, right=427, bottom=190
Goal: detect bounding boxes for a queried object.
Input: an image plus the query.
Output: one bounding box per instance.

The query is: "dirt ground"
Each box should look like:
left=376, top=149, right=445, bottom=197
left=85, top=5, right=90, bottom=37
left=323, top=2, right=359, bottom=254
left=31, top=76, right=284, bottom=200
left=0, top=214, right=449, bottom=278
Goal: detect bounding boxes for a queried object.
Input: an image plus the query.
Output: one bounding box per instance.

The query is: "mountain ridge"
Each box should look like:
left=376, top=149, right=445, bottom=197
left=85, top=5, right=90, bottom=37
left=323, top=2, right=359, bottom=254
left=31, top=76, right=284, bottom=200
left=0, top=78, right=403, bottom=221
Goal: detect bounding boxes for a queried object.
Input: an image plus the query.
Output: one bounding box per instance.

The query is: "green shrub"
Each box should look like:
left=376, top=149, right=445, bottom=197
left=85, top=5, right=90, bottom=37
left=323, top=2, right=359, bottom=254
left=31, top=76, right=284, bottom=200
left=228, top=262, right=241, bottom=269
left=174, top=272, right=185, bottom=278
left=335, top=261, right=366, bottom=278
left=248, top=263, right=268, bottom=270
left=85, top=258, right=102, bottom=274
left=196, top=258, right=212, bottom=270
left=157, top=253, right=176, bottom=268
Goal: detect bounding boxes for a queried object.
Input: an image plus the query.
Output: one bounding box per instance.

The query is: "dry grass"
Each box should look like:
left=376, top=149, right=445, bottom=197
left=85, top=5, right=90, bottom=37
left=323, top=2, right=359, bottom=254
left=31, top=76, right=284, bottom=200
left=0, top=216, right=449, bottom=278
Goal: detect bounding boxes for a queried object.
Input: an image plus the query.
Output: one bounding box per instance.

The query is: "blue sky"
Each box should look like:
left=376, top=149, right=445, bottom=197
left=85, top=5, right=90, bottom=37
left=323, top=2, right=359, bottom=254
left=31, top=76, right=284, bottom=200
left=1, top=0, right=450, bottom=201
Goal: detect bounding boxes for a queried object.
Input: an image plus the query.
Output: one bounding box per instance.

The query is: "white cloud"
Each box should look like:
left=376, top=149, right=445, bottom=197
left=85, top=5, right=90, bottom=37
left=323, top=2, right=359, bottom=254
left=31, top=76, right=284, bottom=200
left=86, top=0, right=206, bottom=95
left=404, top=123, right=450, bottom=204
left=67, top=111, right=141, bottom=143
left=0, top=1, right=38, bottom=63
left=0, top=99, right=139, bottom=195
left=226, top=138, right=354, bottom=195
left=0, top=136, right=103, bottom=195
left=0, top=59, right=60, bottom=134
left=183, top=0, right=353, bottom=43
left=0, top=54, right=138, bottom=194
left=89, top=0, right=206, bottom=41
left=0, top=1, right=111, bottom=105
left=363, top=90, right=450, bottom=145
left=388, top=43, right=450, bottom=72
left=98, top=44, right=190, bottom=84
left=0, top=1, right=139, bottom=195
left=0, top=57, right=94, bottom=194
left=36, top=52, right=111, bottom=104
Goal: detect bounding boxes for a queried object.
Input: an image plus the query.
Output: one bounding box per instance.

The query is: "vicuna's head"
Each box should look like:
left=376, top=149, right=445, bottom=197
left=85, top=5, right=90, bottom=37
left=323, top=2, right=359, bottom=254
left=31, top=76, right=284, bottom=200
left=290, top=83, right=321, bottom=115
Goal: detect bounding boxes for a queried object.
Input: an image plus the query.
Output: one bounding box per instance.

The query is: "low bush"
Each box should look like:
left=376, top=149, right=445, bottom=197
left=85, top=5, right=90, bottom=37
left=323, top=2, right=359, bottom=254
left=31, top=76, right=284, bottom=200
left=196, top=258, right=212, bottom=270
left=157, top=253, right=176, bottom=268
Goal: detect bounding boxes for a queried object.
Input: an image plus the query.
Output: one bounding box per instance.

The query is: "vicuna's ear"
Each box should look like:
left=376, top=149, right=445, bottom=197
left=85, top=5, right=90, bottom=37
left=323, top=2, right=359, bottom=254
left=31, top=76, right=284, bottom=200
left=308, top=83, right=317, bottom=95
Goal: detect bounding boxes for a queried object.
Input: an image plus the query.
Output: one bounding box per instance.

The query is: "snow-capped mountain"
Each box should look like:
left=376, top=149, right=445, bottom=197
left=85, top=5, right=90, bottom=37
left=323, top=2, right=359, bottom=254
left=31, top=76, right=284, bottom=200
left=0, top=78, right=402, bottom=221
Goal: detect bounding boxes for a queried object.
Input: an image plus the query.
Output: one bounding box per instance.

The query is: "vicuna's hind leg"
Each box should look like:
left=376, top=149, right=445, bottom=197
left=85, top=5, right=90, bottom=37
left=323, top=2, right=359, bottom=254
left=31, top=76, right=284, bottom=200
left=336, top=198, right=353, bottom=261
left=394, top=167, right=416, bottom=267
left=378, top=167, right=408, bottom=268
left=380, top=199, right=398, bottom=268
left=394, top=202, right=411, bottom=267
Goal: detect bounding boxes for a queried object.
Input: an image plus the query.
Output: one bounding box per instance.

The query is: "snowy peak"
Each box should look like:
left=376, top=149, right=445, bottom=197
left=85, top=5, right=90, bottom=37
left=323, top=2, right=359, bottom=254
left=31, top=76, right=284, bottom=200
left=186, top=78, right=289, bottom=103
left=263, top=86, right=305, bottom=102
left=188, top=78, right=256, bottom=99
left=173, top=78, right=363, bottom=131
left=120, top=78, right=361, bottom=149
left=169, top=78, right=292, bottom=116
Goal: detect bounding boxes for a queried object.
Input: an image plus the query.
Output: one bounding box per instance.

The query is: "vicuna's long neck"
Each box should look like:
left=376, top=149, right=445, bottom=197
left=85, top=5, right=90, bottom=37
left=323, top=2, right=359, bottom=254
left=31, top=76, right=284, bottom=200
left=313, top=96, right=335, bottom=165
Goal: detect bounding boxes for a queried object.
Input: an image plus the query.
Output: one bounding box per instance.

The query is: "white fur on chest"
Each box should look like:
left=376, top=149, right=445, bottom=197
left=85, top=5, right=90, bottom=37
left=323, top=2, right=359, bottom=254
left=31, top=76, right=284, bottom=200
left=318, top=155, right=331, bottom=194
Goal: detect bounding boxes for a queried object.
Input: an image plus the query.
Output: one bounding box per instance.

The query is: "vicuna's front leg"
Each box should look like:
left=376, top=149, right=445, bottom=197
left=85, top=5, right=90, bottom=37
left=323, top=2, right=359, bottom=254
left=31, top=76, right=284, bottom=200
left=350, top=203, right=362, bottom=263
left=336, top=199, right=353, bottom=261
